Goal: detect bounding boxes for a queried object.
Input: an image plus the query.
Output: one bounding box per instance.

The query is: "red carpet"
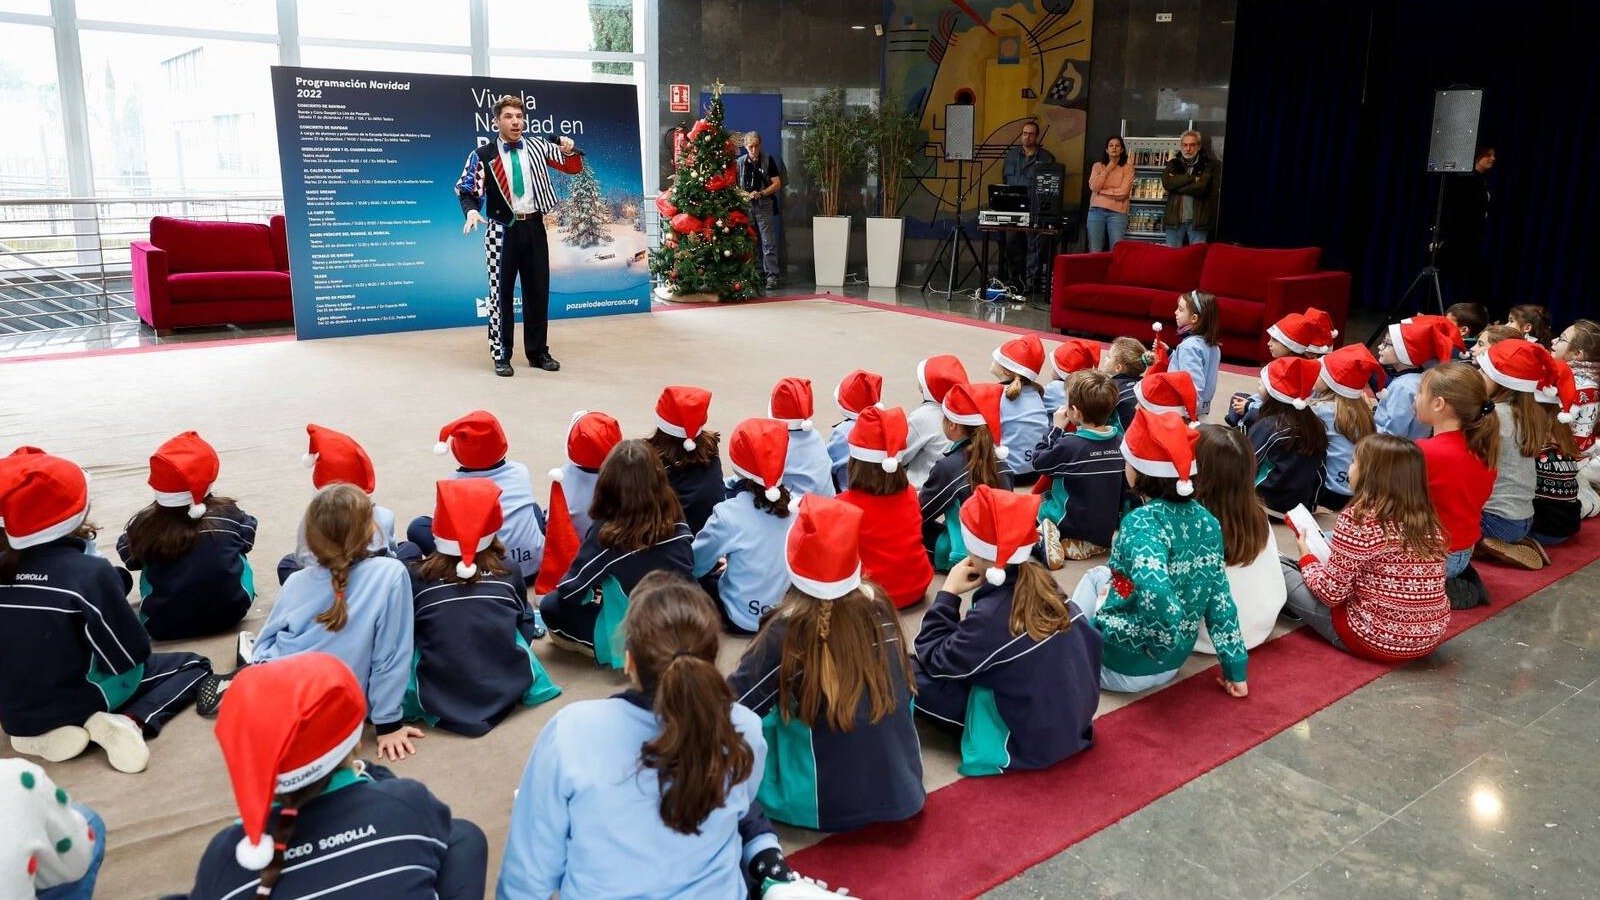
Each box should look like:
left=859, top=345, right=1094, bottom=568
left=791, top=524, right=1600, bottom=898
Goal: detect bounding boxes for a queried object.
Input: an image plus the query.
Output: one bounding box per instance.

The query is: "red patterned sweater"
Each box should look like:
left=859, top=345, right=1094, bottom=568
left=1300, top=508, right=1449, bottom=661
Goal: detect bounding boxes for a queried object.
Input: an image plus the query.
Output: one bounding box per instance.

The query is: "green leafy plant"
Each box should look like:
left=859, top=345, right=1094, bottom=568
left=799, top=87, right=864, bottom=218
left=867, top=93, right=925, bottom=218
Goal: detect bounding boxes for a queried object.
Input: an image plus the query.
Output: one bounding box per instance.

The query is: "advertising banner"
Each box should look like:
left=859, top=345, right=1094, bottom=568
left=270, top=66, right=649, bottom=339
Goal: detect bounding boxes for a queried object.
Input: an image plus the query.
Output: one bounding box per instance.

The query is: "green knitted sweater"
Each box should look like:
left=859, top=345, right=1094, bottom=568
left=1093, top=498, right=1248, bottom=683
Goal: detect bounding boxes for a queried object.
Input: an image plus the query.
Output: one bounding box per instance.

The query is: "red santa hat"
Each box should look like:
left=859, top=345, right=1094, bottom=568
left=992, top=333, right=1046, bottom=382
left=0, top=453, right=89, bottom=549
left=1319, top=343, right=1387, bottom=400
left=0, top=446, right=47, bottom=530
left=848, top=405, right=909, bottom=473
left=1135, top=370, right=1198, bottom=421
left=1538, top=358, right=1582, bottom=424
left=303, top=424, right=376, bottom=495
left=215, top=652, right=367, bottom=871
left=834, top=369, right=884, bottom=421
left=728, top=418, right=790, bottom=502
left=1388, top=316, right=1462, bottom=368
left=916, top=354, right=969, bottom=404
left=768, top=377, right=816, bottom=431
left=786, top=494, right=864, bottom=600
left=147, top=431, right=218, bottom=519
left=1050, top=339, right=1102, bottom=380
left=655, top=385, right=713, bottom=451
left=1481, top=339, right=1563, bottom=402
left=1268, top=308, right=1339, bottom=355
left=563, top=411, right=622, bottom=472
left=434, top=410, right=508, bottom=470
left=941, top=382, right=1009, bottom=460
left=1261, top=356, right=1322, bottom=410
left=1121, top=408, right=1200, bottom=496
left=431, top=478, right=504, bottom=579
left=534, top=477, right=580, bottom=596
left=958, top=484, right=1043, bottom=586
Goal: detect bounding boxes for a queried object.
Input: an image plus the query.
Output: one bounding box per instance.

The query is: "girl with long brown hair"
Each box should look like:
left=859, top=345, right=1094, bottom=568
left=1192, top=425, right=1284, bottom=652
left=203, top=483, right=423, bottom=761
left=1311, top=343, right=1384, bottom=511
left=1282, top=434, right=1450, bottom=661
left=729, top=495, right=924, bottom=829
left=1249, top=356, right=1330, bottom=515
left=1475, top=337, right=1559, bottom=569
left=1415, top=362, right=1500, bottom=579
left=501, top=573, right=780, bottom=897
left=989, top=333, right=1050, bottom=482
left=539, top=439, right=694, bottom=658
left=919, top=382, right=1015, bottom=571
left=916, top=486, right=1103, bottom=775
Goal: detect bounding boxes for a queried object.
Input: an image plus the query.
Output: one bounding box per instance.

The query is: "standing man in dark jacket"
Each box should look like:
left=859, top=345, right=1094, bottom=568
left=1162, top=130, right=1218, bottom=246
left=1002, top=121, right=1056, bottom=292
left=1436, top=145, right=1495, bottom=312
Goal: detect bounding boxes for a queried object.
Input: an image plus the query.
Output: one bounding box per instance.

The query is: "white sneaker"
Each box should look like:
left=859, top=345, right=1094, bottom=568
left=85, top=712, right=150, bottom=774
left=236, top=631, right=256, bottom=667
left=763, top=876, right=851, bottom=898
left=10, top=726, right=90, bottom=762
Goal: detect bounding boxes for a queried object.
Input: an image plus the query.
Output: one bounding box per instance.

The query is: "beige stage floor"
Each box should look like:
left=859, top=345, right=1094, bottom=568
left=1, top=298, right=1289, bottom=897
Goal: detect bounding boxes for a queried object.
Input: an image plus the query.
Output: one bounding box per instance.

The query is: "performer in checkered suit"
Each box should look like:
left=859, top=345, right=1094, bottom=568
left=457, top=95, right=582, bottom=377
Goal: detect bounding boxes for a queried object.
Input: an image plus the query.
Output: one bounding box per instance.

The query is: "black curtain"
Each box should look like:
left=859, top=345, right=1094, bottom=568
left=1222, top=0, right=1597, bottom=325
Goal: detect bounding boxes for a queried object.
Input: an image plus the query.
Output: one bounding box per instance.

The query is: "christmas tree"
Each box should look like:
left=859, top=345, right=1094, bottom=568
left=649, top=81, right=762, bottom=301
left=562, top=163, right=614, bottom=248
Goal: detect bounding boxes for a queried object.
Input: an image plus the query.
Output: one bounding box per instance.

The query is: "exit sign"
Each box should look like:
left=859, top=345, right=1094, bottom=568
left=669, top=84, right=691, bottom=113
left=1155, top=12, right=1173, bottom=21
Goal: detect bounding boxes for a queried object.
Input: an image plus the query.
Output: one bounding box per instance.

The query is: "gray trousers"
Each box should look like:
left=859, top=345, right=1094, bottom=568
left=750, top=197, right=778, bottom=277
left=1280, top=557, right=1345, bottom=649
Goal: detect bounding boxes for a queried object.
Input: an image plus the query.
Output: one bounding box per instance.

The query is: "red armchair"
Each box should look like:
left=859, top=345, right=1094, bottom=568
left=1050, top=242, right=1351, bottom=363
left=131, top=215, right=294, bottom=332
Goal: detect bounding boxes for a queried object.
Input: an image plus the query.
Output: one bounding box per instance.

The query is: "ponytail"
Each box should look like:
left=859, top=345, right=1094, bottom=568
left=963, top=426, right=1004, bottom=491
left=1463, top=401, right=1502, bottom=469
left=302, top=483, right=373, bottom=634
left=1009, top=560, right=1073, bottom=640
left=315, top=574, right=350, bottom=632
left=626, top=572, right=754, bottom=836
left=1421, top=363, right=1500, bottom=469
left=1003, top=375, right=1023, bottom=401
left=254, top=774, right=338, bottom=897
left=769, top=583, right=910, bottom=733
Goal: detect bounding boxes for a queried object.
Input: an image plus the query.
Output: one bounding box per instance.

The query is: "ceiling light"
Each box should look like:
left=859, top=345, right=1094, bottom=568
left=852, top=25, right=866, bottom=30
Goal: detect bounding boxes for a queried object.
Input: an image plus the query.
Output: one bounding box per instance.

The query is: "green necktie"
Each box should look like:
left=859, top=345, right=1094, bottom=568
left=509, top=146, right=525, bottom=198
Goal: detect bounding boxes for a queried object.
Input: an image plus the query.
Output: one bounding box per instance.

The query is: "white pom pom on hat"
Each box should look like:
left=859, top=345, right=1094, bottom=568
left=1293, top=398, right=1308, bottom=410
left=433, top=441, right=449, bottom=455
left=1559, top=410, right=1575, bottom=424
left=236, top=834, right=274, bottom=871
left=548, top=468, right=565, bottom=482
left=456, top=560, right=477, bottom=579
left=682, top=438, right=696, bottom=451
left=765, top=486, right=781, bottom=502
left=985, top=566, right=1006, bottom=586
left=301, top=452, right=317, bottom=468
left=995, top=444, right=1010, bottom=460
left=801, top=418, right=813, bottom=431
left=188, top=502, right=206, bottom=519
left=1177, top=478, right=1195, bottom=496
left=882, top=456, right=899, bottom=473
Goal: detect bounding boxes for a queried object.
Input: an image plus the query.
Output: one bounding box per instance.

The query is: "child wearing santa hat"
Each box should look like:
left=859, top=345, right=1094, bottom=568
left=1042, top=338, right=1102, bottom=413
left=989, top=334, right=1051, bottom=481
left=405, top=479, right=561, bottom=737
left=1098, top=336, right=1149, bottom=432
left=1528, top=358, right=1592, bottom=546
left=1310, top=344, right=1383, bottom=511
left=539, top=440, right=694, bottom=658
left=0, top=758, right=105, bottom=898
left=825, top=370, right=884, bottom=492
left=1475, top=337, right=1560, bottom=569
left=913, top=485, right=1102, bottom=775
left=1229, top=308, right=1341, bottom=426
left=919, top=383, right=1016, bottom=571
left=1069, top=409, right=1248, bottom=695
left=207, top=484, right=424, bottom=761
left=551, top=410, right=624, bottom=542
left=280, top=424, right=400, bottom=587
left=729, top=494, right=924, bottom=829
left=836, top=406, right=935, bottom=608
left=1031, top=370, right=1128, bottom=563
left=692, top=419, right=797, bottom=633
left=1135, top=370, right=1199, bottom=423
left=1375, top=316, right=1463, bottom=440
left=0, top=452, right=212, bottom=773
left=648, top=385, right=727, bottom=534
left=769, top=377, right=836, bottom=499
left=413, top=411, right=546, bottom=591
left=116, top=430, right=258, bottom=640
left=184, top=652, right=486, bottom=899
left=903, top=355, right=968, bottom=491
left=1414, top=361, right=1500, bottom=586
left=1249, top=356, right=1330, bottom=516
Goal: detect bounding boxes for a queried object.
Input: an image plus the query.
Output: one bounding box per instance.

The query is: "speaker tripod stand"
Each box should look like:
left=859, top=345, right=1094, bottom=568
left=921, top=160, right=982, bottom=296
left=1366, top=175, right=1450, bottom=347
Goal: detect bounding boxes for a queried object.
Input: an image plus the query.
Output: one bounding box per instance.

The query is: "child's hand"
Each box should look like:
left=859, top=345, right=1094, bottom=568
left=1230, top=395, right=1248, bottom=415
left=1365, top=395, right=1379, bottom=410
left=942, top=558, right=985, bottom=595
left=1053, top=406, right=1072, bottom=430
left=1218, top=677, right=1249, bottom=699
left=376, top=726, right=425, bottom=761
left=1293, top=531, right=1312, bottom=559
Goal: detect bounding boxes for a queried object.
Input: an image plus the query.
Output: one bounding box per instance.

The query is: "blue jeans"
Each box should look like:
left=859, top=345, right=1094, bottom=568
left=1164, top=222, right=1208, bottom=247
left=1480, top=512, right=1531, bottom=544
left=38, top=805, right=104, bottom=900
left=1085, top=207, right=1129, bottom=252
left=1444, top=547, right=1473, bottom=578
left=1069, top=566, right=1181, bottom=692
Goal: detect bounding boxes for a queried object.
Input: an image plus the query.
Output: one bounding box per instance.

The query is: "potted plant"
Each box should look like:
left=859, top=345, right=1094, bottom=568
left=800, top=87, right=863, bottom=287
left=865, top=93, right=924, bottom=288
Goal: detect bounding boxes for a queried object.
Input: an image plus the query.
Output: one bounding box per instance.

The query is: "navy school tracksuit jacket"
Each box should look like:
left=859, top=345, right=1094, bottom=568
left=1030, top=427, right=1127, bottom=548
left=180, top=764, right=483, bottom=900
left=407, top=568, right=560, bottom=736
left=538, top=523, right=695, bottom=648
left=913, top=573, right=1102, bottom=775
left=116, top=505, right=258, bottom=641
left=917, top=441, right=1016, bottom=551
left=0, top=538, right=153, bottom=736
left=727, top=603, right=925, bottom=832
left=664, top=458, right=726, bottom=536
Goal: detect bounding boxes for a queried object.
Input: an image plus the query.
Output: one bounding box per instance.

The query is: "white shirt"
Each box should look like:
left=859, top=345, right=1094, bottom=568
left=495, top=136, right=562, bottom=215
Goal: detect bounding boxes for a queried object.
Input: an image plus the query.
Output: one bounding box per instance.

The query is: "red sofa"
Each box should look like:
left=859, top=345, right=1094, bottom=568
left=131, top=215, right=294, bottom=331
left=1050, top=242, right=1351, bottom=363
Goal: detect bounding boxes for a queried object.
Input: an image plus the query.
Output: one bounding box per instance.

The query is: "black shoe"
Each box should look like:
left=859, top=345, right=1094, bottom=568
left=765, top=275, right=778, bottom=290
left=534, top=352, right=560, bottom=372
left=494, top=361, right=514, bottom=377
left=195, top=670, right=239, bottom=718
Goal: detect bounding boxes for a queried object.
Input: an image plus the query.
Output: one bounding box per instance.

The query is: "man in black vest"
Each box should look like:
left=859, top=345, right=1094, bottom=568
left=456, top=95, right=579, bottom=377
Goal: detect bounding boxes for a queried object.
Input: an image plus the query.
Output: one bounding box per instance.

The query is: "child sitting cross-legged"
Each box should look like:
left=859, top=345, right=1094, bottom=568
left=650, top=386, right=728, bottom=535
left=1376, top=316, right=1462, bottom=440
left=1032, top=369, right=1127, bottom=564
left=919, top=382, right=1015, bottom=571
left=1099, top=336, right=1148, bottom=431
left=903, top=355, right=969, bottom=491
left=1229, top=308, right=1339, bottom=426
left=1043, top=338, right=1102, bottom=414
left=826, top=370, right=885, bottom=493
left=837, top=405, right=935, bottom=608
left=769, top=377, right=835, bottom=498
left=1310, top=344, right=1385, bottom=511
left=1250, top=356, right=1329, bottom=516
left=1192, top=425, right=1285, bottom=652
left=280, top=424, right=400, bottom=585
left=692, top=418, right=795, bottom=633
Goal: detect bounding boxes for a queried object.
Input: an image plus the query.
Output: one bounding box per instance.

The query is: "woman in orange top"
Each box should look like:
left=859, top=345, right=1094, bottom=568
left=1086, top=135, right=1134, bottom=251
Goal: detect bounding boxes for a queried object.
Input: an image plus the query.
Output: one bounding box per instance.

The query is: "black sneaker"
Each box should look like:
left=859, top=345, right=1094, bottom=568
left=236, top=631, right=256, bottom=667
left=534, top=352, right=561, bottom=372
left=195, top=671, right=239, bottom=718
left=494, top=361, right=514, bottom=377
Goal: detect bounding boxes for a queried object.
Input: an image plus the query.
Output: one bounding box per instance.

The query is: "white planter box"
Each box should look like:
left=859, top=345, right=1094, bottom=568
left=812, top=215, right=850, bottom=287
left=865, top=216, right=904, bottom=288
